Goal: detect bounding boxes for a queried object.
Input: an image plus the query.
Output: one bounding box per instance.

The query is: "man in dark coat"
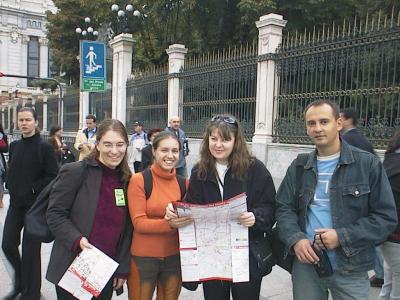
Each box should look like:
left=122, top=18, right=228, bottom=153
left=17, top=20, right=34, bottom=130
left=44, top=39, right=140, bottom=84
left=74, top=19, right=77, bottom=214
left=340, top=108, right=374, bottom=154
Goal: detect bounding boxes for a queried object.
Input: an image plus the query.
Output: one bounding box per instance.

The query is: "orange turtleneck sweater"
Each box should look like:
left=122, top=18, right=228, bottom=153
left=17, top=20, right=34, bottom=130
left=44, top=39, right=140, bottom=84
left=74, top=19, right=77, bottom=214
left=128, top=163, right=186, bottom=257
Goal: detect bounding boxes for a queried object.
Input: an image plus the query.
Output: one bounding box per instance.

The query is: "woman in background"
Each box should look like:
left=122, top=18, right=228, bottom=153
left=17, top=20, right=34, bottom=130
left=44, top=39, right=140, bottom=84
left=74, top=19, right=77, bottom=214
left=48, top=125, right=63, bottom=166
left=379, top=130, right=400, bottom=300
left=0, top=123, right=8, bottom=208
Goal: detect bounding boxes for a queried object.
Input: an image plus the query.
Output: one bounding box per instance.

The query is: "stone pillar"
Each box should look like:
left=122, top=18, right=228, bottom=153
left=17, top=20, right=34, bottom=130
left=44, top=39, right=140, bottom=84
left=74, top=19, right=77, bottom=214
left=166, top=44, right=187, bottom=121
left=7, top=105, right=11, bottom=132
left=109, top=33, right=135, bottom=125
left=252, top=14, right=287, bottom=161
left=79, top=91, right=90, bottom=129
left=39, top=37, right=49, bottom=78
left=42, top=95, right=48, bottom=132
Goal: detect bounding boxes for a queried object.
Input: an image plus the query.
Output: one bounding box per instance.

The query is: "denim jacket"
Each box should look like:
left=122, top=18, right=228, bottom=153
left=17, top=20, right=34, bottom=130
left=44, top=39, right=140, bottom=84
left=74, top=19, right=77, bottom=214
left=276, top=140, right=398, bottom=273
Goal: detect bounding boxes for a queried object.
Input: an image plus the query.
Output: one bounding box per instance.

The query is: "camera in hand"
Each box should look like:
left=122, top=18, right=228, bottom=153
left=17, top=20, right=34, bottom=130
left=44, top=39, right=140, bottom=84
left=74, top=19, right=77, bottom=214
left=312, top=234, right=333, bottom=278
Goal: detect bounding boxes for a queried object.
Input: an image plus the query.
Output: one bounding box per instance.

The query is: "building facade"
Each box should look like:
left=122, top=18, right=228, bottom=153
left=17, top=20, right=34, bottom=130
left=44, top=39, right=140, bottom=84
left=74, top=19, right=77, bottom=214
left=0, top=0, right=56, bottom=131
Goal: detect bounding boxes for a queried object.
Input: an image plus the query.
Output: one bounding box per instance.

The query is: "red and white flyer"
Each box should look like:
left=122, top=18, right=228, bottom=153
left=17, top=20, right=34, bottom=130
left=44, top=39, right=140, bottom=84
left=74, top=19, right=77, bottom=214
left=58, top=246, right=119, bottom=300
left=174, top=193, right=249, bottom=283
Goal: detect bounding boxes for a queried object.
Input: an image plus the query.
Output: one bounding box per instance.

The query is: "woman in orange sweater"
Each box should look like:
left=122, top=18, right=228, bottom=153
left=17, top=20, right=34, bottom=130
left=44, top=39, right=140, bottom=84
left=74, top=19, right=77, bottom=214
left=128, top=131, right=189, bottom=300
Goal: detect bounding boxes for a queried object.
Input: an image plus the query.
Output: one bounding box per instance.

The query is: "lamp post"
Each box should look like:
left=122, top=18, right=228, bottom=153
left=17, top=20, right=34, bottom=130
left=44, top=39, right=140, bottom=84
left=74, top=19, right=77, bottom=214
left=75, top=17, right=99, bottom=40
left=110, top=3, right=145, bottom=37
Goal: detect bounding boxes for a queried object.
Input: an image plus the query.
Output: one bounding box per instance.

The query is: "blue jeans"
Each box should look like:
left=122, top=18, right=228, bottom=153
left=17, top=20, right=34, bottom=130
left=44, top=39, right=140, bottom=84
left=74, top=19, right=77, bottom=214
left=379, top=242, right=400, bottom=300
left=375, top=246, right=385, bottom=279
left=292, top=259, right=369, bottom=300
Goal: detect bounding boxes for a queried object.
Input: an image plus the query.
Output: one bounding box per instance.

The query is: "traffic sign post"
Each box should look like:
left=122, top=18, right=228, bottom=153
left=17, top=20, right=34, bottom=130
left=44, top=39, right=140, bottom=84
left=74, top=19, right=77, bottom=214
left=80, top=41, right=106, bottom=92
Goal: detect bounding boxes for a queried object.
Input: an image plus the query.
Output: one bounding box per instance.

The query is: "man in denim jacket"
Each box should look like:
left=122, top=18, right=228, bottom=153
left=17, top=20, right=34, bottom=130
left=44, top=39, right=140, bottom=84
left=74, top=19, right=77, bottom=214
left=276, top=100, right=397, bottom=300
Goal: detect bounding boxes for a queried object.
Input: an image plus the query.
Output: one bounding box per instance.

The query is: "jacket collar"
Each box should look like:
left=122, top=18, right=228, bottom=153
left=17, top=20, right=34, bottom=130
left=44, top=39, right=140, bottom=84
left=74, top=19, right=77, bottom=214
left=304, top=139, right=355, bottom=170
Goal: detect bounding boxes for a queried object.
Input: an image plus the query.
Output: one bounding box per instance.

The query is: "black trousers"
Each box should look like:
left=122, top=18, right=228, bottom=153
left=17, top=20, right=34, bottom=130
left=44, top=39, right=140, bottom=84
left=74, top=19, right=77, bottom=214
left=202, top=279, right=262, bottom=300
left=1, top=205, right=42, bottom=300
left=55, top=279, right=114, bottom=300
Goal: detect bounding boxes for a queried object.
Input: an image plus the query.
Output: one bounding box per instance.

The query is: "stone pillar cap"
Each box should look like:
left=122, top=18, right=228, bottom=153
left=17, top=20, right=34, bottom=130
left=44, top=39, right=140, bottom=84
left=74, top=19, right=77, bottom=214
left=256, top=13, right=287, bottom=28
left=166, top=44, right=188, bottom=55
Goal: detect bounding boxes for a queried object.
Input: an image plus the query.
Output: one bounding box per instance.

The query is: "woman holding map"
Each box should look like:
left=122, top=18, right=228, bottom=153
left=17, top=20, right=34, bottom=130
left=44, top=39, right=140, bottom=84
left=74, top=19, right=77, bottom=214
left=166, top=114, right=276, bottom=300
left=128, top=131, right=189, bottom=300
left=46, top=119, right=133, bottom=300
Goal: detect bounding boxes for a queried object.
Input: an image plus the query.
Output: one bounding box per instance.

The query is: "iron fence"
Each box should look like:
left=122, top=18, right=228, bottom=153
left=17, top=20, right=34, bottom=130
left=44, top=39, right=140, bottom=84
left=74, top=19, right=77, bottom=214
left=63, top=91, right=80, bottom=131
left=90, top=89, right=112, bottom=123
left=273, top=12, right=400, bottom=148
left=126, top=66, right=168, bottom=133
left=179, top=44, right=258, bottom=140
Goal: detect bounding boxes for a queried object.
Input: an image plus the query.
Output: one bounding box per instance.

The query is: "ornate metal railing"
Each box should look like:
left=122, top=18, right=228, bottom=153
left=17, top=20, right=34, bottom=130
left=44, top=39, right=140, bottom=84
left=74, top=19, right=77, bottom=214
left=63, top=91, right=80, bottom=131
left=179, top=43, right=258, bottom=140
left=126, top=65, right=168, bottom=133
left=90, top=89, right=112, bottom=123
left=273, top=12, right=400, bottom=148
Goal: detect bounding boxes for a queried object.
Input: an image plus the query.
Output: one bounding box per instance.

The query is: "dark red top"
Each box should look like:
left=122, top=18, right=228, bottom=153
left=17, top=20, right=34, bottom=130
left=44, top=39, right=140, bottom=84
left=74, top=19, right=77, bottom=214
left=89, top=160, right=125, bottom=259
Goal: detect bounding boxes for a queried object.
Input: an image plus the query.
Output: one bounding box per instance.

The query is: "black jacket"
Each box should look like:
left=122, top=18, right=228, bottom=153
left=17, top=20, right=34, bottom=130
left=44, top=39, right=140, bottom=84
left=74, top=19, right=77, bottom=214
left=7, top=133, right=58, bottom=208
left=186, top=159, right=276, bottom=278
left=139, top=144, right=153, bottom=171
left=383, top=152, right=400, bottom=239
left=341, top=128, right=375, bottom=154
left=0, top=133, right=8, bottom=181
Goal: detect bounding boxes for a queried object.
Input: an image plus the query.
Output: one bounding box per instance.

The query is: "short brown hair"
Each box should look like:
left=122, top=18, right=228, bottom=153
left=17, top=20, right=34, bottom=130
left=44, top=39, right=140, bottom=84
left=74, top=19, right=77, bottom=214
left=304, top=99, right=340, bottom=120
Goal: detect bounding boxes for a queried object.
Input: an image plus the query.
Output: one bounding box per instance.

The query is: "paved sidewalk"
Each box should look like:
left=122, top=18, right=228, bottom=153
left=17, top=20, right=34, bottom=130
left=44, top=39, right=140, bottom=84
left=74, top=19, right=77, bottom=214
left=0, top=194, right=381, bottom=299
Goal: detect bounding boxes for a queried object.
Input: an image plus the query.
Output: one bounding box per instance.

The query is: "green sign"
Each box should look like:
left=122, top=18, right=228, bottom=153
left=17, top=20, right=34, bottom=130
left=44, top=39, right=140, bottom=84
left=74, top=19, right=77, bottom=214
left=82, top=78, right=106, bottom=91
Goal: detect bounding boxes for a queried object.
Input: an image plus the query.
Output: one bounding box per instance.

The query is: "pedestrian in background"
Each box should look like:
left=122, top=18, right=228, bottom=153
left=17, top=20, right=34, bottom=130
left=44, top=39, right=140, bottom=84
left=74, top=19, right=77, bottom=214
left=46, top=119, right=132, bottom=300
left=128, top=121, right=148, bottom=173
left=48, top=125, right=63, bottom=166
left=166, top=114, right=276, bottom=300
left=128, top=131, right=187, bottom=300
left=379, top=130, right=400, bottom=300
left=165, top=116, right=189, bottom=178
left=74, top=114, right=97, bottom=161
left=0, top=122, right=8, bottom=209
left=2, top=107, right=58, bottom=300
left=139, top=128, right=163, bottom=171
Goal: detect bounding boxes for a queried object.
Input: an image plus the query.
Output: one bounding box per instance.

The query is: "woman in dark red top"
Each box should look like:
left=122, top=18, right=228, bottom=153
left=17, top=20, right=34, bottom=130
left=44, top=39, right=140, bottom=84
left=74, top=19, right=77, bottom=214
left=46, top=119, right=132, bottom=300
left=0, top=122, right=8, bottom=208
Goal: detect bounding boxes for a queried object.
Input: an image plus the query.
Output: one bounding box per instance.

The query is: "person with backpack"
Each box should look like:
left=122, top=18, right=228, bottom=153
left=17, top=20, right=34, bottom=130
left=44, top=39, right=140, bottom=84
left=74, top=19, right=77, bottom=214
left=1, top=107, right=58, bottom=300
left=128, top=131, right=188, bottom=300
left=46, top=119, right=132, bottom=300
left=166, top=114, right=276, bottom=300
left=379, top=130, right=400, bottom=300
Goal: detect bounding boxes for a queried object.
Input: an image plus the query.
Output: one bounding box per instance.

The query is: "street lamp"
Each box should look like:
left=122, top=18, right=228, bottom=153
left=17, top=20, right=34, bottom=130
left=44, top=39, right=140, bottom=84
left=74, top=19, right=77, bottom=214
left=110, top=3, right=145, bottom=37
left=75, top=17, right=99, bottom=40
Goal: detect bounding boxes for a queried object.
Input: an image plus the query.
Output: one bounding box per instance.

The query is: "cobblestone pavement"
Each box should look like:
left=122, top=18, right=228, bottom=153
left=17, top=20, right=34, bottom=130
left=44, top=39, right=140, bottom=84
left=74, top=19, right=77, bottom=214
left=0, top=194, right=380, bottom=299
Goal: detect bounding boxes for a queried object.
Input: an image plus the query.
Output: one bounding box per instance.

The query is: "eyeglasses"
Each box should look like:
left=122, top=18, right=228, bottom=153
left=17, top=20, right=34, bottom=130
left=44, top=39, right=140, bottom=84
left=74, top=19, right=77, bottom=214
left=210, top=115, right=238, bottom=127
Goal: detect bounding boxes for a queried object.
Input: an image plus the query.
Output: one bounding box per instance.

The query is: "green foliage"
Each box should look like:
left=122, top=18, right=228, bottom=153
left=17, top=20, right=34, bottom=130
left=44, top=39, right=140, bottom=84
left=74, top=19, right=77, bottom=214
left=46, top=0, right=398, bottom=85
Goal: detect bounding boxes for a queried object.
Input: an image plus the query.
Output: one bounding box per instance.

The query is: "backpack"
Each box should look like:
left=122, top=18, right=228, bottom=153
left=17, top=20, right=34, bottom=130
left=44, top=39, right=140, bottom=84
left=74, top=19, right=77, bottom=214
left=24, top=161, right=87, bottom=243
left=141, top=168, right=186, bottom=200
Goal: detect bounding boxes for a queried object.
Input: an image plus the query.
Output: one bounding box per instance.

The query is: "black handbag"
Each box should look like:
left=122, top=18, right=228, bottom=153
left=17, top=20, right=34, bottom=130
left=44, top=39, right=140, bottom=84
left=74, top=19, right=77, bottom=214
left=249, top=233, right=275, bottom=277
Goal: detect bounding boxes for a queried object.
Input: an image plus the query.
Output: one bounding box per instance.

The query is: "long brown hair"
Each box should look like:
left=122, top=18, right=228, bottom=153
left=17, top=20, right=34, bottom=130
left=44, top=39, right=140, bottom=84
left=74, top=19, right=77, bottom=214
left=197, top=114, right=253, bottom=180
left=87, top=119, right=131, bottom=183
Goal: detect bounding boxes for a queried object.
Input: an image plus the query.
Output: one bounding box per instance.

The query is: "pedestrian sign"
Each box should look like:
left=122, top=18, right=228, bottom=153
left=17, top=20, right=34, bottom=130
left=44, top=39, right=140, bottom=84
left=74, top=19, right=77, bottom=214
left=80, top=41, right=106, bottom=92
